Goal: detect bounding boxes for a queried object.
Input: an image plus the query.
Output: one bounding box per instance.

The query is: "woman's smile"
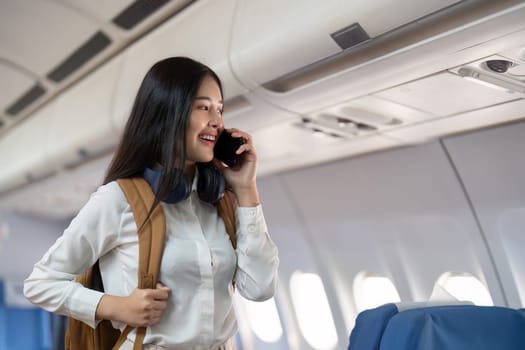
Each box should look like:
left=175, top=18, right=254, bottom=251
left=198, top=133, right=217, bottom=147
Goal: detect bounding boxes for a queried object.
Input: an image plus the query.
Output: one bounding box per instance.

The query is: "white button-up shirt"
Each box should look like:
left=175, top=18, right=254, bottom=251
left=24, top=178, right=279, bottom=350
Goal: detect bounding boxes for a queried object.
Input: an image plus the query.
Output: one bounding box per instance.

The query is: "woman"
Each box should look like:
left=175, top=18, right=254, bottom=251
left=24, top=57, right=279, bottom=350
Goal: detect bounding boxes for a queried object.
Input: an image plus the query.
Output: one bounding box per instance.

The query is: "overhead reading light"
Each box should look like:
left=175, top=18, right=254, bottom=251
left=484, top=59, right=514, bottom=73
left=457, top=67, right=525, bottom=96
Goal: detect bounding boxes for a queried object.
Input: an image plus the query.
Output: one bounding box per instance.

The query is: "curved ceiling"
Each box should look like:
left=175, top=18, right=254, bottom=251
left=0, top=0, right=194, bottom=136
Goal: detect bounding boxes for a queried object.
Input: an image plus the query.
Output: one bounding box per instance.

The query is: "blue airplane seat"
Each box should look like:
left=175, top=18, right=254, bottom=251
left=347, top=303, right=399, bottom=350
left=380, top=305, right=525, bottom=350
left=348, top=304, right=525, bottom=350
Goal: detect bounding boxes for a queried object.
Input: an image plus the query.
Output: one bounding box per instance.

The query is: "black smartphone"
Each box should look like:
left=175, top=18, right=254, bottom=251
left=214, top=131, right=245, bottom=167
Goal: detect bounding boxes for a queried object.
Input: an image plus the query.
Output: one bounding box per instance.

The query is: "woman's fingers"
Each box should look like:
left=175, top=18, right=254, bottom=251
left=150, top=283, right=170, bottom=300
left=236, top=142, right=255, bottom=155
left=120, top=283, right=171, bottom=327
left=225, top=128, right=252, bottom=145
left=224, top=128, right=256, bottom=158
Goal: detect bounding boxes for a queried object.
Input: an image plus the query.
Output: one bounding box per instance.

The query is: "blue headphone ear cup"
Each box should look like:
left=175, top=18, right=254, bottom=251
left=197, top=163, right=225, bottom=204
left=166, top=177, right=192, bottom=203
left=143, top=167, right=191, bottom=204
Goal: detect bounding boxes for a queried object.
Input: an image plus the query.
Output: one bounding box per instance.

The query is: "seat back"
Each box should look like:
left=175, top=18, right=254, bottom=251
left=380, top=305, right=525, bottom=350
left=347, top=303, right=398, bottom=350
left=348, top=304, right=525, bottom=350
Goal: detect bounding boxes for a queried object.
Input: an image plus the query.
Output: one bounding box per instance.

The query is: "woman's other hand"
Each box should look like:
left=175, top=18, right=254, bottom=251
left=96, top=282, right=171, bottom=327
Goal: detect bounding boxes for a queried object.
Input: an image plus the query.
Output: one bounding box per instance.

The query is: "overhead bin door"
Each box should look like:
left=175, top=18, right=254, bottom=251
left=229, top=0, right=461, bottom=89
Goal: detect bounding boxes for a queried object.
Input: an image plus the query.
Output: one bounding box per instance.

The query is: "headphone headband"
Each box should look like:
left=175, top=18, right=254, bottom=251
left=142, top=165, right=224, bottom=204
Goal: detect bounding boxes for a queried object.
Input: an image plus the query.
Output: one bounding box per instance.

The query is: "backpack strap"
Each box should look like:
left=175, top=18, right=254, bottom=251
left=112, top=179, right=234, bottom=350
left=112, top=178, right=166, bottom=350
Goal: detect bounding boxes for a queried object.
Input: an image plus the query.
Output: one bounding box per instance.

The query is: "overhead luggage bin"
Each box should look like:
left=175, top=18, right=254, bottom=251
left=46, top=56, right=124, bottom=170
left=229, top=1, right=525, bottom=116
left=0, top=101, right=57, bottom=196
left=229, top=0, right=461, bottom=89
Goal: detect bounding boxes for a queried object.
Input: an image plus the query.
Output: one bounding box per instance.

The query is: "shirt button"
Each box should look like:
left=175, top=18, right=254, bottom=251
left=247, top=224, right=256, bottom=233
left=248, top=209, right=256, bottom=217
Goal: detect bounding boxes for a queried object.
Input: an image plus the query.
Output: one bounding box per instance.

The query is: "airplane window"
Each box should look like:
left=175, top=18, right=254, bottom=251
left=243, top=297, right=283, bottom=343
left=290, top=271, right=338, bottom=350
left=353, top=271, right=401, bottom=312
left=436, top=272, right=494, bottom=306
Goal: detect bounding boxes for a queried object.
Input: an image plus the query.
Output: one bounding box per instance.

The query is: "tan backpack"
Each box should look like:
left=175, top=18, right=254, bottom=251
left=65, top=177, right=237, bottom=350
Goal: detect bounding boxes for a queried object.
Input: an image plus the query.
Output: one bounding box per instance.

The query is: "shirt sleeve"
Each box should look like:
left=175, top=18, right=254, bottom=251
left=234, top=204, right=279, bottom=301
left=23, top=182, right=128, bottom=328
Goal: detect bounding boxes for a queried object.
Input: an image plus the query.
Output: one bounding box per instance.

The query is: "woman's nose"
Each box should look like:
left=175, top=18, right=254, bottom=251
left=209, top=110, right=223, bottom=128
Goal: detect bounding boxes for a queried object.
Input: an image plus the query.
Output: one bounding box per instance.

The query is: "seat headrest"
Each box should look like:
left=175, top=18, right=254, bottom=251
left=380, top=305, right=525, bottom=350
left=348, top=304, right=525, bottom=350
left=348, top=303, right=398, bottom=350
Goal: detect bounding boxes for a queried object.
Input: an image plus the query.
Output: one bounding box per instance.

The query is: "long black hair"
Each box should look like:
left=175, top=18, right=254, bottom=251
left=104, top=57, right=223, bottom=209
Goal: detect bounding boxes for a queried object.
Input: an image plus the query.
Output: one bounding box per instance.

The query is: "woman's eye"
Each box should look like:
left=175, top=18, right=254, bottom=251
left=197, top=105, right=209, bottom=111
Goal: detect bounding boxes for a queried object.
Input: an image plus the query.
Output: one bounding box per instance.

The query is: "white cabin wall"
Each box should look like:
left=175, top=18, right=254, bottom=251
left=443, top=120, right=525, bottom=308
left=258, top=123, right=521, bottom=346
left=0, top=211, right=65, bottom=281
left=256, top=177, right=344, bottom=350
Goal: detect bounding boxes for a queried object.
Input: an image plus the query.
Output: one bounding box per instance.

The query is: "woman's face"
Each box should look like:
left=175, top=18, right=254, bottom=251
left=185, top=75, right=224, bottom=168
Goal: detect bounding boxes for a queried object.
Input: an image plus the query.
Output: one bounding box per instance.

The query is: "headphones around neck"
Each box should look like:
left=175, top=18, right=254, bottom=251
left=142, top=164, right=225, bottom=204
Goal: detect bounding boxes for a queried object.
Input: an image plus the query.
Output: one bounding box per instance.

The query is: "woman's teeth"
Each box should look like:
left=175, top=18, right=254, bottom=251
left=199, top=135, right=215, bottom=141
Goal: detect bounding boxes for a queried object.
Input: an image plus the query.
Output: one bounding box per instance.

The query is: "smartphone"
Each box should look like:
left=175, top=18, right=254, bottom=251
left=214, top=131, right=245, bottom=167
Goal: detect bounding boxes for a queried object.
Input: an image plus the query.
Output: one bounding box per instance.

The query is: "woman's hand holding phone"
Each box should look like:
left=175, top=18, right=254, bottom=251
left=214, top=128, right=260, bottom=207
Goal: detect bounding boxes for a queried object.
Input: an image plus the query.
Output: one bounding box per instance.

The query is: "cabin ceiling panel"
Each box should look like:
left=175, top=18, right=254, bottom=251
left=224, top=93, right=297, bottom=133
left=340, top=96, right=437, bottom=124
left=307, top=95, right=437, bottom=136
left=374, top=72, right=520, bottom=117
left=383, top=99, right=525, bottom=144
left=253, top=118, right=400, bottom=177
left=0, top=0, right=101, bottom=76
